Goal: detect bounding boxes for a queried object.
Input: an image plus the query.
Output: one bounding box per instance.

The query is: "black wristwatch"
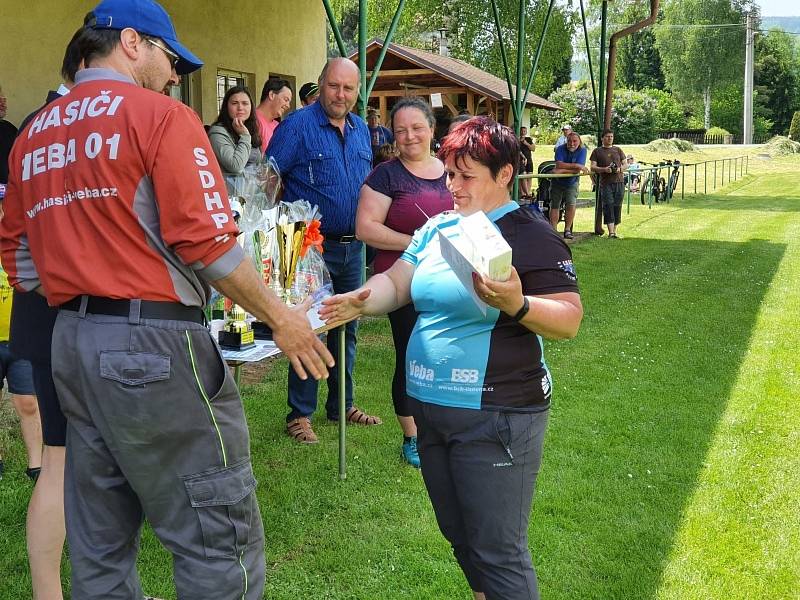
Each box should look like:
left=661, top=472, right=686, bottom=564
left=512, top=296, right=530, bottom=322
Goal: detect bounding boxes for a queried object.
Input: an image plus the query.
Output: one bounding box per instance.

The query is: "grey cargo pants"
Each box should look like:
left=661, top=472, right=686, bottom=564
left=52, top=304, right=265, bottom=599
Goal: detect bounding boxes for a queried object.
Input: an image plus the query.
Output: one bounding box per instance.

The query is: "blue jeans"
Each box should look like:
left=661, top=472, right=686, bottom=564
left=287, top=240, right=362, bottom=421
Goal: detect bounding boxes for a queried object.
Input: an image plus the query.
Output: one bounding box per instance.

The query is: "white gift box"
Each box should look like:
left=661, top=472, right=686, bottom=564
left=437, top=211, right=513, bottom=314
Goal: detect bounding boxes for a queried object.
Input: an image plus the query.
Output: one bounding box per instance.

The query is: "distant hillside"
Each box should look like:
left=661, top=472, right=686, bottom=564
left=761, top=17, right=800, bottom=34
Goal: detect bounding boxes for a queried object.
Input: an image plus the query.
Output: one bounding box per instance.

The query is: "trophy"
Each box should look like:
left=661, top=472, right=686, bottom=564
left=218, top=304, right=255, bottom=350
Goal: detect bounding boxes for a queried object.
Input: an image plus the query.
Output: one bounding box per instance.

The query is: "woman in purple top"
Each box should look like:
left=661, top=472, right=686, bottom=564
left=356, top=97, right=452, bottom=467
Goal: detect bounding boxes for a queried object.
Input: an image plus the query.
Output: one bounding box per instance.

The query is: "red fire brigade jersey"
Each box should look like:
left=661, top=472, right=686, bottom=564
left=0, top=69, right=243, bottom=307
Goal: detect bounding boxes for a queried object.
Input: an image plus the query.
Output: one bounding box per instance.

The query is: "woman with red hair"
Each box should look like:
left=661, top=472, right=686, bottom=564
left=321, top=117, right=583, bottom=600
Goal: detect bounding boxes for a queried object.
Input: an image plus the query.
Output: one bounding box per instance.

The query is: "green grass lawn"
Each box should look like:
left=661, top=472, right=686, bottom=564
left=1, top=151, right=798, bottom=599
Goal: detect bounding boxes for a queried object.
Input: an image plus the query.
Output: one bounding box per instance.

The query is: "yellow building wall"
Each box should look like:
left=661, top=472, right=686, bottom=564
left=0, top=0, right=327, bottom=126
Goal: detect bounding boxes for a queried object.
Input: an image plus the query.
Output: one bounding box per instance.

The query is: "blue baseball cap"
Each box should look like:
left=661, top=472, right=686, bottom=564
left=90, top=0, right=203, bottom=75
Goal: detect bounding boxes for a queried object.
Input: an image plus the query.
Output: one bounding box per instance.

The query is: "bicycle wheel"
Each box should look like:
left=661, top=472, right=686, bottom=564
left=640, top=175, right=651, bottom=204
left=668, top=172, right=679, bottom=199
left=655, top=177, right=667, bottom=202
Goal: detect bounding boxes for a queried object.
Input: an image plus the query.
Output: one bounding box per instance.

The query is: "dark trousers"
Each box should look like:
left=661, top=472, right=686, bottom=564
left=287, top=239, right=362, bottom=421
left=600, top=182, right=624, bottom=225
left=387, top=302, right=418, bottom=418
left=412, top=400, right=549, bottom=600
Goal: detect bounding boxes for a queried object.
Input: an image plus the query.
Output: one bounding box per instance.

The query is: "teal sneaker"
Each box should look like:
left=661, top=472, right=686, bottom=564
left=401, top=436, right=421, bottom=468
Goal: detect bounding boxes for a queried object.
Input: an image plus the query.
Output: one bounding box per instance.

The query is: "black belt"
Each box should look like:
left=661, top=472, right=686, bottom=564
left=325, top=234, right=357, bottom=244
left=60, top=296, right=205, bottom=324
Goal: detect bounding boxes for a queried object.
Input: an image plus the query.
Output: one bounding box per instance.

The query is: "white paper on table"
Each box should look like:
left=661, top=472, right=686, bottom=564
left=220, top=340, right=281, bottom=363
left=437, top=230, right=487, bottom=315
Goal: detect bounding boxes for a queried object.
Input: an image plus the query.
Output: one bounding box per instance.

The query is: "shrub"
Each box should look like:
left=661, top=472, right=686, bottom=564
left=763, top=135, right=800, bottom=156
left=644, top=138, right=696, bottom=153
left=705, top=126, right=730, bottom=138
left=789, top=111, right=800, bottom=140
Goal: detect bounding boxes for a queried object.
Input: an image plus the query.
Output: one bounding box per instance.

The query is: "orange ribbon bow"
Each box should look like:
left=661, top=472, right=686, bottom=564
left=300, top=219, right=324, bottom=258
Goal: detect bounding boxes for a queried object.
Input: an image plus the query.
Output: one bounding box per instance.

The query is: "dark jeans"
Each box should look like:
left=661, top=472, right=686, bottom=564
left=387, top=302, right=418, bottom=418
left=600, top=182, right=625, bottom=225
left=287, top=239, right=362, bottom=421
left=412, top=400, right=549, bottom=600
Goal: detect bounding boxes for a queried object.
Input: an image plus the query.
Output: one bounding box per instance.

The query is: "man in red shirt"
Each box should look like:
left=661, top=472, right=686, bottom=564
left=0, top=1, right=332, bottom=598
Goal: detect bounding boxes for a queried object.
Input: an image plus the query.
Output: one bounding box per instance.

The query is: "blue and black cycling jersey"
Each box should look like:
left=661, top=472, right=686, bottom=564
left=401, top=201, right=579, bottom=412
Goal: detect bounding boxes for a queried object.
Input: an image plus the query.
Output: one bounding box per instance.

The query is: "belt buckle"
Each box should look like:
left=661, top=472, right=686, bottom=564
left=339, top=234, right=355, bottom=244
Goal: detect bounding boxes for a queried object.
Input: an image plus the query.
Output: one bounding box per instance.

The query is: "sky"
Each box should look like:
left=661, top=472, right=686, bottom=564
left=756, top=0, right=799, bottom=17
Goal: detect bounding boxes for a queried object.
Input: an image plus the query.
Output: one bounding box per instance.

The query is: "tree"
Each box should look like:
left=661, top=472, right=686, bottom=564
left=617, top=3, right=665, bottom=90
left=643, top=88, right=687, bottom=131
left=789, top=110, right=800, bottom=140
left=655, top=0, right=752, bottom=128
left=327, top=0, right=576, bottom=101
left=754, top=29, right=800, bottom=135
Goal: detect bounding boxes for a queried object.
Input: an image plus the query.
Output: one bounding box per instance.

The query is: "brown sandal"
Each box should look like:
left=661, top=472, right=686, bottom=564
left=344, top=407, right=382, bottom=426
left=286, top=417, right=319, bottom=444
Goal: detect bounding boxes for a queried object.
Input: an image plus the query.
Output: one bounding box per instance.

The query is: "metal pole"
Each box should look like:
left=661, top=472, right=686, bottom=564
left=704, top=161, right=707, bottom=194
left=358, top=0, right=367, bottom=117
left=490, top=0, right=519, bottom=123
left=521, top=0, right=557, bottom=114
left=728, top=158, right=731, bottom=184
left=366, top=0, right=408, bottom=98
left=579, top=0, right=600, bottom=129
left=511, top=0, right=527, bottom=203
left=595, top=0, right=608, bottom=235
left=714, top=160, right=717, bottom=190
left=694, top=163, right=697, bottom=194
left=743, top=12, right=755, bottom=144
left=514, top=0, right=527, bottom=128
left=322, top=0, right=348, bottom=58
left=681, top=164, right=685, bottom=200
left=338, top=326, right=346, bottom=479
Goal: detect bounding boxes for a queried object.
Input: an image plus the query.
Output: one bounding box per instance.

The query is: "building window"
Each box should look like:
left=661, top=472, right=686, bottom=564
left=217, top=69, right=255, bottom=111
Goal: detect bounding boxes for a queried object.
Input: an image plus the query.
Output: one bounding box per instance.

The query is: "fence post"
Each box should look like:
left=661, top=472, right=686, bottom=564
left=681, top=164, right=685, bottom=200
left=704, top=161, right=707, bottom=194
left=728, top=158, right=731, bottom=184
left=713, top=160, right=717, bottom=190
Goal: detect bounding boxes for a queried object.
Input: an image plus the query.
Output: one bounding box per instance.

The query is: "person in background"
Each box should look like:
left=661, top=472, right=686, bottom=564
left=1, top=2, right=332, bottom=597
left=448, top=113, right=472, bottom=134
left=367, top=108, right=394, bottom=165
left=550, top=131, right=589, bottom=239
left=321, top=116, right=582, bottom=600
left=554, top=123, right=572, bottom=149
left=208, top=85, right=263, bottom=176
left=590, top=129, right=628, bottom=238
left=298, top=81, right=319, bottom=106
left=625, top=153, right=641, bottom=192
left=268, top=57, right=379, bottom=444
left=372, top=143, right=396, bottom=165
left=355, top=97, right=452, bottom=468
left=518, top=126, right=535, bottom=198
left=0, top=202, right=41, bottom=485
left=8, top=23, right=87, bottom=598
left=255, top=77, right=292, bottom=153
left=0, top=85, right=18, bottom=185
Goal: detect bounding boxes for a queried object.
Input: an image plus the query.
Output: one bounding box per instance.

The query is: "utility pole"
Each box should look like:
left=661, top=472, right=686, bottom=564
left=743, top=11, right=754, bottom=144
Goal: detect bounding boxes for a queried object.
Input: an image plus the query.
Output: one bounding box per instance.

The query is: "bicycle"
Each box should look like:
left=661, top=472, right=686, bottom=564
left=664, top=159, right=681, bottom=201
left=639, top=161, right=669, bottom=204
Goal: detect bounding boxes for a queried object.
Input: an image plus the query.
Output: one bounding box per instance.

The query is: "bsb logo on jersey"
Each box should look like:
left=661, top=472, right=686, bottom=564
left=451, top=368, right=479, bottom=384
left=408, top=360, right=434, bottom=382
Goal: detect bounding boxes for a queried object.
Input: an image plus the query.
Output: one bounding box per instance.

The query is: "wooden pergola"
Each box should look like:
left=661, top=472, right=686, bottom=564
left=348, top=39, right=560, bottom=129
